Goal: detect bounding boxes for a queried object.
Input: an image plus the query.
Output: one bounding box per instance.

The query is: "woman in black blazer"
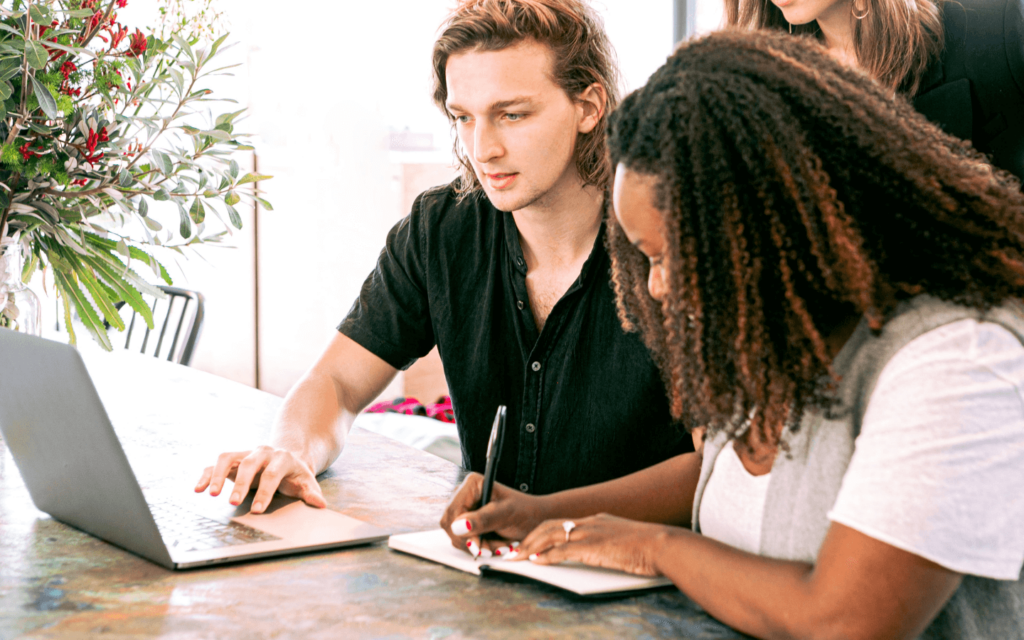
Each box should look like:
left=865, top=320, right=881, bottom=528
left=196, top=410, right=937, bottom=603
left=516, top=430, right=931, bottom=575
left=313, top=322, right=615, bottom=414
left=725, top=0, right=1024, bottom=181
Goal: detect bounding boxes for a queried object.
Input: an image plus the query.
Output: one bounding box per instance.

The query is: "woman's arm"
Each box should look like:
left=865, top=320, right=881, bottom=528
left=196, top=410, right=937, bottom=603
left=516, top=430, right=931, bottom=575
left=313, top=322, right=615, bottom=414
left=440, top=451, right=702, bottom=550
left=518, top=517, right=962, bottom=640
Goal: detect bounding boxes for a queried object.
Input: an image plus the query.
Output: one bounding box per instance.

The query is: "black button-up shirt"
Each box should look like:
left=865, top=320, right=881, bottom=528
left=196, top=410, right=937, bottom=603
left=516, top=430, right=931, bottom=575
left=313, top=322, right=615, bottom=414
left=339, top=183, right=692, bottom=495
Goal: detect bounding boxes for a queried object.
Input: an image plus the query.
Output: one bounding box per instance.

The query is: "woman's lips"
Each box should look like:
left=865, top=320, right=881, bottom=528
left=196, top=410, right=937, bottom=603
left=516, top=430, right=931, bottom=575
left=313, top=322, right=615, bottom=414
left=485, top=173, right=518, bottom=190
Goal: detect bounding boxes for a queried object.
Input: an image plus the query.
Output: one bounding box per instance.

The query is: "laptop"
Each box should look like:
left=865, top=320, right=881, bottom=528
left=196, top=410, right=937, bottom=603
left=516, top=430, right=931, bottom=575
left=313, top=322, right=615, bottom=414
left=0, top=328, right=391, bottom=569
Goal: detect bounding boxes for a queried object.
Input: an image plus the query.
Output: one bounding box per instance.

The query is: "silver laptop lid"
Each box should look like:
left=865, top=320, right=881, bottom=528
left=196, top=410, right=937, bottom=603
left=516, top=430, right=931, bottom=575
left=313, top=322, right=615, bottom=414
left=0, top=328, right=172, bottom=568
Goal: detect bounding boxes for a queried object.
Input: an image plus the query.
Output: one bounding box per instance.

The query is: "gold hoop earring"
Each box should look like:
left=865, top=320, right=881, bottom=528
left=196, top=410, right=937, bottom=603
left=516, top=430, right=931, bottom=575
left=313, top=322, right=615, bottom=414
left=852, top=2, right=870, bottom=19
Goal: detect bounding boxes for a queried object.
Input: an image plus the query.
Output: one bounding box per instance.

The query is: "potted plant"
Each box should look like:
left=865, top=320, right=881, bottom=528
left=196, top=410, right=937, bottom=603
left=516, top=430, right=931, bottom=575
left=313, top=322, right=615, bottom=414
left=0, top=0, right=270, bottom=348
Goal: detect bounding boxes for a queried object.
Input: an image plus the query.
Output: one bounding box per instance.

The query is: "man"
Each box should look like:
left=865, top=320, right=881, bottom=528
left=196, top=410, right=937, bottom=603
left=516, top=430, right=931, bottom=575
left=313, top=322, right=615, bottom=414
left=195, top=0, right=693, bottom=514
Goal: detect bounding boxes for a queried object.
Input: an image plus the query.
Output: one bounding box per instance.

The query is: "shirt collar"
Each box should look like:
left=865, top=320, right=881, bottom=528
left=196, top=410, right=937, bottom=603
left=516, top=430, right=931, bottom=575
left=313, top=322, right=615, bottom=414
left=502, top=209, right=609, bottom=284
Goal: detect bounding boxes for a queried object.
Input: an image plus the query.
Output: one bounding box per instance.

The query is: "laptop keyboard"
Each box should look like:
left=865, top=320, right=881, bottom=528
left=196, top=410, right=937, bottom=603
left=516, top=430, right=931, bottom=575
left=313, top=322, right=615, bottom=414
left=148, top=500, right=280, bottom=552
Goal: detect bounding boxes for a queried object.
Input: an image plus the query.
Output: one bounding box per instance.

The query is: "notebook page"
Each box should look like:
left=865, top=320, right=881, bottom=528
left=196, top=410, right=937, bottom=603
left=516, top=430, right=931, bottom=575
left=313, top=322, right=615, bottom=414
left=388, top=529, right=673, bottom=596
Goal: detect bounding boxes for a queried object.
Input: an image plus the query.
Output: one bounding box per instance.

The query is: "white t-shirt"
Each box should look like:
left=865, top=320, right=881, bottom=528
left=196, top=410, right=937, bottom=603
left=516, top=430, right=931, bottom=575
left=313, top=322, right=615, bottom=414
left=699, top=319, right=1024, bottom=580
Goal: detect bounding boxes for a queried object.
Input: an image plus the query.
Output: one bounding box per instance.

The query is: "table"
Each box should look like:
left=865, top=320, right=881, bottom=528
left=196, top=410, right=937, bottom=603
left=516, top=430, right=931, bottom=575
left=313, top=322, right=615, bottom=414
left=0, top=348, right=748, bottom=639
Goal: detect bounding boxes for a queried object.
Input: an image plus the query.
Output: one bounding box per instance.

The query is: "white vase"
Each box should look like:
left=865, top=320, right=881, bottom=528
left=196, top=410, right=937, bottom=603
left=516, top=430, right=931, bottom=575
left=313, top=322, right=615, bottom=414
left=0, top=238, right=41, bottom=336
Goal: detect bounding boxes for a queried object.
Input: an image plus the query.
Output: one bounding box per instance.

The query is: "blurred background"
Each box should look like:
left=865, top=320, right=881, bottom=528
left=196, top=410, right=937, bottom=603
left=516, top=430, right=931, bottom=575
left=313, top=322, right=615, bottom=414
left=36, top=0, right=726, bottom=403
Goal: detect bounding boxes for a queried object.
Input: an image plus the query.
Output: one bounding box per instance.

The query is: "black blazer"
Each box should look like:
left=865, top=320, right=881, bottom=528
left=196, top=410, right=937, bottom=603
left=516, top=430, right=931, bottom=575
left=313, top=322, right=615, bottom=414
left=913, top=0, right=1024, bottom=181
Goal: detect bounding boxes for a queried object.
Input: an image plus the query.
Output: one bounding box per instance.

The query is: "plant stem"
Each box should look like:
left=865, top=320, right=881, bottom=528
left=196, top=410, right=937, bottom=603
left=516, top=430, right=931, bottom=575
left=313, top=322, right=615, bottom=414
left=5, top=0, right=34, bottom=148
left=77, top=0, right=117, bottom=50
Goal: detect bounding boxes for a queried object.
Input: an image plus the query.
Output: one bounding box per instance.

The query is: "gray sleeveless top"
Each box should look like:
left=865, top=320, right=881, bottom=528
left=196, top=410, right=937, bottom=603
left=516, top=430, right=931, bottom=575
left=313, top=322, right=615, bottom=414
left=691, top=295, right=1024, bottom=639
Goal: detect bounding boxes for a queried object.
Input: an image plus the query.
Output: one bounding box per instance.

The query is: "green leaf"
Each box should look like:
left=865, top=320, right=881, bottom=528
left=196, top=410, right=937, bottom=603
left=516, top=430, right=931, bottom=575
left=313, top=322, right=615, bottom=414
left=189, top=197, right=205, bottom=224
left=76, top=265, right=126, bottom=331
left=143, top=216, right=162, bottom=232
left=138, top=198, right=149, bottom=217
left=236, top=173, right=272, bottom=186
left=30, top=76, right=57, bottom=119
left=0, top=80, right=11, bottom=101
left=59, top=291, right=77, bottom=346
left=0, top=24, right=22, bottom=38
left=224, top=190, right=240, bottom=206
left=199, top=129, right=230, bottom=141
left=81, top=233, right=172, bottom=285
left=0, top=59, right=19, bottom=82
left=228, top=159, right=239, bottom=179
left=226, top=203, right=242, bottom=229
left=78, top=254, right=156, bottom=329
left=67, top=8, right=96, bottom=18
left=202, top=189, right=218, bottom=198
left=177, top=203, right=192, bottom=238
left=153, top=188, right=170, bottom=201
left=180, top=124, right=200, bottom=135
left=54, top=270, right=113, bottom=351
left=256, top=197, right=273, bottom=212
left=209, top=33, right=229, bottom=58
left=28, top=4, right=50, bottom=24
left=118, top=170, right=133, bottom=187
left=151, top=149, right=173, bottom=175
left=24, top=40, right=47, bottom=70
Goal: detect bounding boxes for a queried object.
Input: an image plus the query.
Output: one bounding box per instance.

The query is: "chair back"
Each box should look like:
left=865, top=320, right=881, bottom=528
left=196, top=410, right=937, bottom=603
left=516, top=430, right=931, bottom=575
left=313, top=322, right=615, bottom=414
left=121, top=286, right=205, bottom=366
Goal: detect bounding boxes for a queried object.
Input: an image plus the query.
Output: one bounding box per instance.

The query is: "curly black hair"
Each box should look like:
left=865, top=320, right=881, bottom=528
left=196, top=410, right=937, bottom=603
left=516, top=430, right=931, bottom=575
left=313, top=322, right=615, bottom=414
left=606, top=28, right=1024, bottom=446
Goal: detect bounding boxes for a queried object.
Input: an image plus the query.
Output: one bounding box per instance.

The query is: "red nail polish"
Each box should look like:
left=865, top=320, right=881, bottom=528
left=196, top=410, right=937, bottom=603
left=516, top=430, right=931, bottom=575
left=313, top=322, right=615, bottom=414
left=466, top=540, right=472, bottom=547
left=467, top=521, right=472, bottom=531
left=495, top=549, right=502, bottom=555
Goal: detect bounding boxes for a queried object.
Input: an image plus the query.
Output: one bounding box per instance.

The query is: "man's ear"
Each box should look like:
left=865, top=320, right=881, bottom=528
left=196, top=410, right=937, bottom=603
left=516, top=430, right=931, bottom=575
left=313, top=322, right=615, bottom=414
left=576, top=82, right=607, bottom=135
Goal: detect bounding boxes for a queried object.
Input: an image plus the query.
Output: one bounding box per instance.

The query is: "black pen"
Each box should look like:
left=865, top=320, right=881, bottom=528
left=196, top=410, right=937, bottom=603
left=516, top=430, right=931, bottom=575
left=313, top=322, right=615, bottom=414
left=479, top=405, right=507, bottom=507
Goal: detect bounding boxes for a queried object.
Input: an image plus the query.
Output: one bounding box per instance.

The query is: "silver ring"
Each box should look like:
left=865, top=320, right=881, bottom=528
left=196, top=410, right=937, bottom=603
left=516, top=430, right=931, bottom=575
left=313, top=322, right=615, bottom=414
left=562, top=520, right=576, bottom=543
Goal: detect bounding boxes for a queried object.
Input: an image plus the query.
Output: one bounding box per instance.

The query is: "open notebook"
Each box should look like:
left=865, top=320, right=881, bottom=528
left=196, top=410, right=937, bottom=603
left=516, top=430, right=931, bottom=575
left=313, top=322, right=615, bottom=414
left=389, top=529, right=674, bottom=597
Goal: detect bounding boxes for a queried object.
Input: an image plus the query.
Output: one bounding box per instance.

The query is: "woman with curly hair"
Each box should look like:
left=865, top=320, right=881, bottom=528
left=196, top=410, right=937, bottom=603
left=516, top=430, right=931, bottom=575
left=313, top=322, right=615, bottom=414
left=441, top=29, right=1024, bottom=639
left=727, top=0, right=1024, bottom=181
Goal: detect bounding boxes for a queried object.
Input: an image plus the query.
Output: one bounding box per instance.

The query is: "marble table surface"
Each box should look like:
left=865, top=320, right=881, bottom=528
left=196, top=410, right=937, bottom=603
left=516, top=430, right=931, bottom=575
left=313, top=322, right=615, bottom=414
left=0, top=347, right=748, bottom=640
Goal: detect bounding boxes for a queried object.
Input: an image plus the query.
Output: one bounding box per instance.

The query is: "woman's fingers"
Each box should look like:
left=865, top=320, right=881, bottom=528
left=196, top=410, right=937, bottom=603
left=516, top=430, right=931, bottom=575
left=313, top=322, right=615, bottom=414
left=514, top=518, right=574, bottom=561
left=441, top=473, right=483, bottom=547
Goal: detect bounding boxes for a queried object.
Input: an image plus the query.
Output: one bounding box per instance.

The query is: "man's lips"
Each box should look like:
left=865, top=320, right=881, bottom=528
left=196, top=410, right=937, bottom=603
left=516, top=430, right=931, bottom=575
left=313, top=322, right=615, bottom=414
left=484, top=173, right=518, bottom=189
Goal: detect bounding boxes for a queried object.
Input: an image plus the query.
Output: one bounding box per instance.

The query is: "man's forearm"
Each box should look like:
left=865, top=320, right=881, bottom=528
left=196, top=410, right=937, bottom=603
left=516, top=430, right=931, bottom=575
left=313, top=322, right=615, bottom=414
left=270, top=367, right=358, bottom=475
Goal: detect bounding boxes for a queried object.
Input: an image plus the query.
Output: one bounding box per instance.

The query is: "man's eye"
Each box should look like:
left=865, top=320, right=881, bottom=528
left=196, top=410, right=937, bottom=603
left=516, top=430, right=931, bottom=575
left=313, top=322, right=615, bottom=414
left=505, top=113, right=524, bottom=121
left=455, top=115, right=470, bottom=124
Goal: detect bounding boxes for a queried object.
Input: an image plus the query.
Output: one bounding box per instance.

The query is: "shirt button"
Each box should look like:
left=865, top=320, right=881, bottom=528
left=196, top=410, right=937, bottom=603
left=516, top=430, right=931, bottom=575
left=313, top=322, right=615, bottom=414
left=525, top=423, right=536, bottom=433
left=517, top=300, right=524, bottom=310
left=519, top=483, right=529, bottom=492
left=531, top=361, right=541, bottom=372
left=516, top=257, right=524, bottom=266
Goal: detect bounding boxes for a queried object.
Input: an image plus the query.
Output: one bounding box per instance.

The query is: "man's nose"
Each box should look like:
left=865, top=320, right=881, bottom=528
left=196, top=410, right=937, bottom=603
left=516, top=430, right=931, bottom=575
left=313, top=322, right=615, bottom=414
left=473, top=120, right=504, bottom=165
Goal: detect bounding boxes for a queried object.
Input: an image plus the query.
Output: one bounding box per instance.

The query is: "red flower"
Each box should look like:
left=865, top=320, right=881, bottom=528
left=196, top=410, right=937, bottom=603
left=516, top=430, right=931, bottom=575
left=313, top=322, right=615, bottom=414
left=116, top=0, right=128, bottom=7
left=127, top=29, right=146, bottom=57
left=86, top=10, right=102, bottom=32
left=108, top=23, right=128, bottom=49
left=19, top=142, right=38, bottom=162
left=60, top=60, right=77, bottom=80
left=84, top=127, right=108, bottom=163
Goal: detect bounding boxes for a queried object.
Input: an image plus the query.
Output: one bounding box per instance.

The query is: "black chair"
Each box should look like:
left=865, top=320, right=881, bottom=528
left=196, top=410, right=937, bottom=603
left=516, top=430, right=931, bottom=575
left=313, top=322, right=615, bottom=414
left=120, top=286, right=205, bottom=366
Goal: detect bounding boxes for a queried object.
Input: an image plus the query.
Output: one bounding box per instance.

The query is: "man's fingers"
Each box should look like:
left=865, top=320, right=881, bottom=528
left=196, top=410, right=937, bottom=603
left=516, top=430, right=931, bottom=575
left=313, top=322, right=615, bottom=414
left=195, top=466, right=213, bottom=492
left=228, top=448, right=272, bottom=504
left=206, top=450, right=248, bottom=495
left=249, top=456, right=287, bottom=514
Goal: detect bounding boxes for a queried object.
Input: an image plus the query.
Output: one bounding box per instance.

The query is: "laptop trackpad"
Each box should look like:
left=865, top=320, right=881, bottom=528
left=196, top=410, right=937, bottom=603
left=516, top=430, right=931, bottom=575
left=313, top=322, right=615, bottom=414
left=217, top=493, right=383, bottom=545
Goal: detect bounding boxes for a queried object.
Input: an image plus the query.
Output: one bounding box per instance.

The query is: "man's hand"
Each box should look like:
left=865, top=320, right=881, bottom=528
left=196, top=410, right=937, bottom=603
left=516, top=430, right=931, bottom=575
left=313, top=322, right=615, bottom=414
left=440, top=472, right=548, bottom=558
left=194, top=446, right=327, bottom=514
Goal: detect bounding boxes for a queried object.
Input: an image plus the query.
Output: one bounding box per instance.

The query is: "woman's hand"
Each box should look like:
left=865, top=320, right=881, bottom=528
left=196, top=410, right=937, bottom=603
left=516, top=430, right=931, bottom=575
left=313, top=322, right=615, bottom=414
left=440, top=472, right=550, bottom=558
left=514, top=513, right=668, bottom=576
